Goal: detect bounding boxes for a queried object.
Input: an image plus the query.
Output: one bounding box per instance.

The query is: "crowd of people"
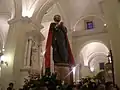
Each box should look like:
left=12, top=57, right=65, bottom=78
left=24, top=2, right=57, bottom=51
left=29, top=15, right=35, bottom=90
left=14, top=71, right=119, bottom=90
left=7, top=78, right=119, bottom=90
left=71, top=78, right=119, bottom=90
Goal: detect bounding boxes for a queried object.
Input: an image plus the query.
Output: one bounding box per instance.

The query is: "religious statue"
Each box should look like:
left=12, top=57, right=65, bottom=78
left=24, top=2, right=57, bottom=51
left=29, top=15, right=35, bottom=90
left=45, top=15, right=75, bottom=69
left=31, top=41, right=39, bottom=69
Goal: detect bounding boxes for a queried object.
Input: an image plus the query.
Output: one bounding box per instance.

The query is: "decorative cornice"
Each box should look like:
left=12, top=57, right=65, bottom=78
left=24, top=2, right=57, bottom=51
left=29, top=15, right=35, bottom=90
left=8, top=16, right=44, bottom=31
left=72, top=30, right=108, bottom=38
left=8, top=16, right=32, bottom=24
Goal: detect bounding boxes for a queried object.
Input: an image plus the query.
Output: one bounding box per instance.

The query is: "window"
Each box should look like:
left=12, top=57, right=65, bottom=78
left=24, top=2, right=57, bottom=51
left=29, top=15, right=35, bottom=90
left=85, top=20, right=94, bottom=30
left=99, top=62, right=104, bottom=70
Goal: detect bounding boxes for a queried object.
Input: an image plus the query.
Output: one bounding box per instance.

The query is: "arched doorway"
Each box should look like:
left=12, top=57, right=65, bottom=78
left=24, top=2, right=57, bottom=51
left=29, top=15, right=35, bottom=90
left=75, top=41, right=109, bottom=81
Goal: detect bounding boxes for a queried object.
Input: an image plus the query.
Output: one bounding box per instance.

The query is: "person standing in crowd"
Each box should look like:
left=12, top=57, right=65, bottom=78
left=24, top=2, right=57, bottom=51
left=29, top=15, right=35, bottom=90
left=97, top=84, right=105, bottom=90
left=7, top=83, right=15, bottom=90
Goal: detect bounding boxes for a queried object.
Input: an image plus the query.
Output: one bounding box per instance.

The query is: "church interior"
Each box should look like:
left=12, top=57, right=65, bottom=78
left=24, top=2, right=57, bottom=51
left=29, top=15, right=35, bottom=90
left=0, top=0, right=120, bottom=90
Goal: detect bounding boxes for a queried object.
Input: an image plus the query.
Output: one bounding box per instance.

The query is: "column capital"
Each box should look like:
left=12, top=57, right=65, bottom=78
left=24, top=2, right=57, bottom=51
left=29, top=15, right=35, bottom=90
left=8, top=16, right=44, bottom=31
left=8, top=16, right=32, bottom=25
left=28, top=36, right=33, bottom=41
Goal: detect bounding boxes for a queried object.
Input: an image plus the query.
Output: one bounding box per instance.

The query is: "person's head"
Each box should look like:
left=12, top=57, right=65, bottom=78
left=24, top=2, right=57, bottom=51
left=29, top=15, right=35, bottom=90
left=9, top=83, right=14, bottom=88
left=53, top=15, right=61, bottom=23
left=105, top=82, right=113, bottom=90
left=97, top=84, right=105, bottom=90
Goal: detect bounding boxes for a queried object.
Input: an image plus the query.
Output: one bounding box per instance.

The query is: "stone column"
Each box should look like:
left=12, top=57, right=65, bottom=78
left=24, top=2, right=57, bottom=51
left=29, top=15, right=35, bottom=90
left=68, top=30, right=74, bottom=83
left=103, top=0, right=120, bottom=87
left=26, top=37, right=33, bottom=67
left=1, top=17, right=44, bottom=89
left=23, top=40, right=28, bottom=66
left=38, top=43, right=42, bottom=78
left=1, top=18, right=30, bottom=89
left=75, top=65, right=80, bottom=83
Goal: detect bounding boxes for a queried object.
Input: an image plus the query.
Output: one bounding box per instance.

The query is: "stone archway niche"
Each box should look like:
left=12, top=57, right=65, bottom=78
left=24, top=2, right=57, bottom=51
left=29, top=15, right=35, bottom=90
left=78, top=41, right=109, bottom=79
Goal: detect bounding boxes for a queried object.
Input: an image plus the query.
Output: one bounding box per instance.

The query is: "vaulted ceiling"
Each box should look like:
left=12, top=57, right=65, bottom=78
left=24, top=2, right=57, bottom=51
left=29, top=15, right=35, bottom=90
left=0, top=0, right=104, bottom=49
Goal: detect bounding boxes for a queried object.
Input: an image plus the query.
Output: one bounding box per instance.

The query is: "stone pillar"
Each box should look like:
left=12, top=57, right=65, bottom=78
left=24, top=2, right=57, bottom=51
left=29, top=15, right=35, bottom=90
left=39, top=43, right=43, bottom=78
left=1, top=17, right=44, bottom=89
left=68, top=30, right=74, bottom=83
left=1, top=17, right=30, bottom=89
left=23, top=40, right=28, bottom=66
left=75, top=65, right=80, bottom=83
left=23, top=37, right=33, bottom=68
left=26, top=37, right=33, bottom=67
left=103, top=0, right=120, bottom=87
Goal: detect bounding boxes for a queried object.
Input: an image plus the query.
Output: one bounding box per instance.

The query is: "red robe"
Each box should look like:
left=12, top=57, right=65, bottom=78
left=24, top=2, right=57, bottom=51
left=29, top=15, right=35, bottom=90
left=45, top=23, right=75, bottom=71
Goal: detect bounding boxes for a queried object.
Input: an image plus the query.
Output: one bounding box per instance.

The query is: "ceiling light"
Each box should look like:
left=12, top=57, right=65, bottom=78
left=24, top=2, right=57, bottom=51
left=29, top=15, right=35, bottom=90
left=104, top=24, right=107, bottom=27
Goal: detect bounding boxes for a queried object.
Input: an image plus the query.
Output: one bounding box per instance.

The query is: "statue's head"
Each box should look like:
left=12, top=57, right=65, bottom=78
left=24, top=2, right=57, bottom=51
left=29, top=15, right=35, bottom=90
left=53, top=15, right=61, bottom=23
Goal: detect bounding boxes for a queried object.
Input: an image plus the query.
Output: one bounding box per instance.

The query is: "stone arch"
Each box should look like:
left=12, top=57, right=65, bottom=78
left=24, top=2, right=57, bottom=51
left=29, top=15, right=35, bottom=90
left=41, top=2, right=68, bottom=25
left=88, top=52, right=108, bottom=67
left=32, top=0, right=69, bottom=29
left=79, top=41, right=109, bottom=73
left=80, top=40, right=109, bottom=52
left=76, top=40, right=109, bottom=69
left=80, top=41, right=108, bottom=66
left=55, top=3, right=70, bottom=28
left=73, top=14, right=107, bottom=31
left=76, top=41, right=109, bottom=78
left=32, top=0, right=56, bottom=23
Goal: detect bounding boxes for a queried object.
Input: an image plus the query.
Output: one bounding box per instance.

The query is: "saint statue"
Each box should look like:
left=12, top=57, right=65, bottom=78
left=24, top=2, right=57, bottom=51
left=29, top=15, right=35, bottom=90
left=45, top=15, right=75, bottom=69
left=31, top=41, right=39, bottom=69
left=51, top=15, right=68, bottom=63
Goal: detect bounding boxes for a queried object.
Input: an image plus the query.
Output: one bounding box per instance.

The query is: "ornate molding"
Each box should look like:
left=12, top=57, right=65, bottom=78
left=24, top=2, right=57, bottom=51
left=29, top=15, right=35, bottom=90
left=8, top=16, right=44, bottom=32
left=72, top=30, right=108, bottom=38
left=8, top=16, right=32, bottom=25
left=73, top=14, right=107, bottom=30
left=8, top=16, right=30, bottom=24
left=88, top=52, right=108, bottom=67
